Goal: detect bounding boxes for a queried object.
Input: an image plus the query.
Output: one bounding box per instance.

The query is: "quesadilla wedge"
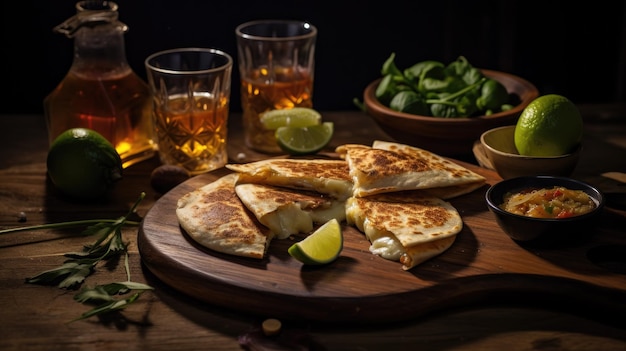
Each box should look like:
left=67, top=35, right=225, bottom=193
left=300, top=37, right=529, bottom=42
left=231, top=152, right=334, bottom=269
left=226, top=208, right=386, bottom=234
left=226, top=158, right=353, bottom=200
left=235, top=183, right=346, bottom=239
left=176, top=173, right=272, bottom=259
left=346, top=192, right=462, bottom=270
left=336, top=141, right=485, bottom=198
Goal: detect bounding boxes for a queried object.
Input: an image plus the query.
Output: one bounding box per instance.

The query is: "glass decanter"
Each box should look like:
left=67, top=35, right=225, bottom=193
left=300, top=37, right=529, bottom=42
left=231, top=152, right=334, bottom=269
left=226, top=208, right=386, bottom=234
left=44, top=1, right=155, bottom=168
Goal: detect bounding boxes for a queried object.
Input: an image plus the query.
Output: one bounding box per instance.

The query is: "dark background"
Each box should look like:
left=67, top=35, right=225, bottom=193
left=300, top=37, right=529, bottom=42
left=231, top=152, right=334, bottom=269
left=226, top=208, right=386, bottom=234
left=3, top=0, right=625, bottom=115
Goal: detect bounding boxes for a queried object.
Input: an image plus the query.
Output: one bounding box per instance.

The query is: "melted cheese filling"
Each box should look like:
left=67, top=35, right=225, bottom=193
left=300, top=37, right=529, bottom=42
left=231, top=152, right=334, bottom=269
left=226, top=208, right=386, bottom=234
left=263, top=204, right=313, bottom=239
left=320, top=179, right=354, bottom=201
left=310, top=201, right=346, bottom=223
left=263, top=201, right=346, bottom=240
left=369, top=235, right=403, bottom=260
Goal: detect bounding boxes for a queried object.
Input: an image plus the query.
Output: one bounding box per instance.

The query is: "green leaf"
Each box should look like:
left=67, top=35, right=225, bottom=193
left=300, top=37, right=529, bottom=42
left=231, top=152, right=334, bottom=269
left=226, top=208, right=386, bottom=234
left=419, top=77, right=450, bottom=93
left=74, top=282, right=153, bottom=303
left=456, top=94, right=478, bottom=116
left=108, top=228, right=128, bottom=252
left=476, top=78, right=509, bottom=111
left=74, top=285, right=116, bottom=303
left=82, top=220, right=120, bottom=238
left=430, top=103, right=458, bottom=118
left=405, top=61, right=445, bottom=82
left=381, top=52, right=403, bottom=77
left=106, top=281, right=154, bottom=293
left=72, top=292, right=143, bottom=322
left=389, top=91, right=429, bottom=115
left=353, top=97, right=366, bottom=111
left=25, top=261, right=95, bottom=288
left=462, top=68, right=484, bottom=85
left=444, top=56, right=472, bottom=76
left=100, top=281, right=153, bottom=297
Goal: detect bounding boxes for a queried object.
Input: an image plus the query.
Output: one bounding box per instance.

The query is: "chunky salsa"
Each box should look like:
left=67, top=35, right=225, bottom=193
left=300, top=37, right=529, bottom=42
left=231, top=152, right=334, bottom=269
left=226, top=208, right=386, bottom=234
left=500, top=186, right=596, bottom=219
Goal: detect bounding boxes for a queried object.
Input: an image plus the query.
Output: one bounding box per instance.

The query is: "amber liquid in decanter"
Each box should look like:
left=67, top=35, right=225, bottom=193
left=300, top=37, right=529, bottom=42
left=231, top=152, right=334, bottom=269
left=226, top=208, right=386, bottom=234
left=44, top=1, right=155, bottom=168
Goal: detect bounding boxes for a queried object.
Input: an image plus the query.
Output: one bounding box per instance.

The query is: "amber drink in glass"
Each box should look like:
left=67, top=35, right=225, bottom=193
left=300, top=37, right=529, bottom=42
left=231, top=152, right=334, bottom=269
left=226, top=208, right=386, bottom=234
left=145, top=48, right=233, bottom=175
left=236, top=20, right=317, bottom=153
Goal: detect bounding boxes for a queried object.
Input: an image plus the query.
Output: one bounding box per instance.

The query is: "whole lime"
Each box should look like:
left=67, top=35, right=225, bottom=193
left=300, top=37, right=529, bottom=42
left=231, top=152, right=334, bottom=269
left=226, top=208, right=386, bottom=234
left=514, top=94, right=583, bottom=156
left=47, top=128, right=123, bottom=200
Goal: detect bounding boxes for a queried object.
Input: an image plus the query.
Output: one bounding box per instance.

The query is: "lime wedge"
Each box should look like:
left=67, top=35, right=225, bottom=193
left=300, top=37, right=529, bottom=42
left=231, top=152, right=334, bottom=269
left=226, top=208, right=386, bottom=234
left=288, top=218, right=343, bottom=265
left=260, top=108, right=322, bottom=130
left=275, top=122, right=334, bottom=155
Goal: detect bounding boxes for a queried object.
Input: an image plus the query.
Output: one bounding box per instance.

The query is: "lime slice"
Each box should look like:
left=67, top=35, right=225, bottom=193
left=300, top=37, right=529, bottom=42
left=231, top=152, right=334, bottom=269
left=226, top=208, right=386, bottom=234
left=260, top=108, right=322, bottom=130
left=288, top=218, right=343, bottom=265
left=275, top=122, right=334, bottom=155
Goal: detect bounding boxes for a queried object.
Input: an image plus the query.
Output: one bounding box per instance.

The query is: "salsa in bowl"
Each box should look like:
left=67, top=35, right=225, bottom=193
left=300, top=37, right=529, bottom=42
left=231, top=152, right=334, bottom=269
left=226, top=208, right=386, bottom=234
left=485, top=176, right=605, bottom=243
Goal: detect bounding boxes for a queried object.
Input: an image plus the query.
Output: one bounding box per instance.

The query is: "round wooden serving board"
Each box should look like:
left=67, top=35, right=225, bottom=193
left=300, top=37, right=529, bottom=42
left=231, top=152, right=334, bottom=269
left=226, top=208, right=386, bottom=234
left=138, top=161, right=626, bottom=324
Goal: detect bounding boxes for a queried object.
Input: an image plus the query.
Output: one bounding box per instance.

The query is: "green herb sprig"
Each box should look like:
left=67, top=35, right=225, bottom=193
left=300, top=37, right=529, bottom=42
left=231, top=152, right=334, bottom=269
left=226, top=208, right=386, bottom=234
left=2, top=192, right=153, bottom=321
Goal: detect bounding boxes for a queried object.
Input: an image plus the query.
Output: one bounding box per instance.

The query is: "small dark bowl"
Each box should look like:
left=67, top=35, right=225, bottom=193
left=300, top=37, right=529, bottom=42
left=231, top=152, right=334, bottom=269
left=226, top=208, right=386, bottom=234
left=485, top=176, right=605, bottom=243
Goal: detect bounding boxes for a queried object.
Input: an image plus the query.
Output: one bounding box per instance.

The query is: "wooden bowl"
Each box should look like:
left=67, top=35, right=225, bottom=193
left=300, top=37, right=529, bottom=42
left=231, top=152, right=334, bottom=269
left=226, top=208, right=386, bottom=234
left=480, top=125, right=581, bottom=180
left=363, top=69, right=539, bottom=157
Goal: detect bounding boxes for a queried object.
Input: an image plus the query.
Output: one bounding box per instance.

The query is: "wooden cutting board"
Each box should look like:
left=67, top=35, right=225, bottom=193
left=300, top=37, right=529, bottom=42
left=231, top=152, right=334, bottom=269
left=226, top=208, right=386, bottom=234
left=137, top=161, right=626, bottom=324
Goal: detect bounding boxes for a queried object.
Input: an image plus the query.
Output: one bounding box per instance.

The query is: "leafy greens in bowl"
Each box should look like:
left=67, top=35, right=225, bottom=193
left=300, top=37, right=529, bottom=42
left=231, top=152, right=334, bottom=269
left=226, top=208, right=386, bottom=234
left=362, top=55, right=539, bottom=156
left=376, top=54, right=516, bottom=118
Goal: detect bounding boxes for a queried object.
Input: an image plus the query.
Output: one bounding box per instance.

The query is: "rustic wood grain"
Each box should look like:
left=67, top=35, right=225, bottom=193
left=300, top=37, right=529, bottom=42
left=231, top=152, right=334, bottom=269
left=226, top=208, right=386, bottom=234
left=138, top=160, right=626, bottom=324
left=2, top=112, right=626, bottom=350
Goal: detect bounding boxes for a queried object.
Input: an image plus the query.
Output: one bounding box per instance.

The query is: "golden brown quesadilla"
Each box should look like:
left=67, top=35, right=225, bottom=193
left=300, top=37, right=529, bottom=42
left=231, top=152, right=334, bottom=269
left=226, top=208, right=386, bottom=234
left=176, top=173, right=272, bottom=259
left=336, top=141, right=485, bottom=198
left=226, top=158, right=354, bottom=200
left=346, top=191, right=462, bottom=270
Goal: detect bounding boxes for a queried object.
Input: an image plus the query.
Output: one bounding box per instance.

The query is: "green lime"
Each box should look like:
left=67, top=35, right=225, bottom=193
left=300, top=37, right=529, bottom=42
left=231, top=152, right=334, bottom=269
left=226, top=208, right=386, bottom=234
left=47, top=128, right=123, bottom=200
left=275, top=122, right=334, bottom=155
left=514, top=94, right=583, bottom=156
left=288, top=218, right=343, bottom=265
left=260, top=107, right=322, bottom=130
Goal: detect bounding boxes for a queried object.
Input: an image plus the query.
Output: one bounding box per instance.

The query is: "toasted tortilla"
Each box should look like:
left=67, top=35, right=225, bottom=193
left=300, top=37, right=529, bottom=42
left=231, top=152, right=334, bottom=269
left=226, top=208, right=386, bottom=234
left=336, top=141, right=485, bottom=197
left=226, top=158, right=354, bottom=200
left=176, top=173, right=272, bottom=259
left=235, top=183, right=346, bottom=239
left=345, top=191, right=462, bottom=270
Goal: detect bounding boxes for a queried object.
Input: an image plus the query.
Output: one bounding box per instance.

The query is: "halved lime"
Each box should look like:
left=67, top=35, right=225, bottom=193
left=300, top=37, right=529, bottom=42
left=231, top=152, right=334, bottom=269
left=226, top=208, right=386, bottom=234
left=288, top=218, right=343, bottom=265
left=275, top=122, right=334, bottom=155
left=260, top=107, right=322, bottom=130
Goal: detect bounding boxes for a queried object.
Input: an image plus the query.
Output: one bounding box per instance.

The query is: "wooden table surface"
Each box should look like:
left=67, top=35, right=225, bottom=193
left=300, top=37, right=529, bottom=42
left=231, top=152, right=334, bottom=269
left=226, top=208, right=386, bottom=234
left=1, top=106, right=626, bottom=351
